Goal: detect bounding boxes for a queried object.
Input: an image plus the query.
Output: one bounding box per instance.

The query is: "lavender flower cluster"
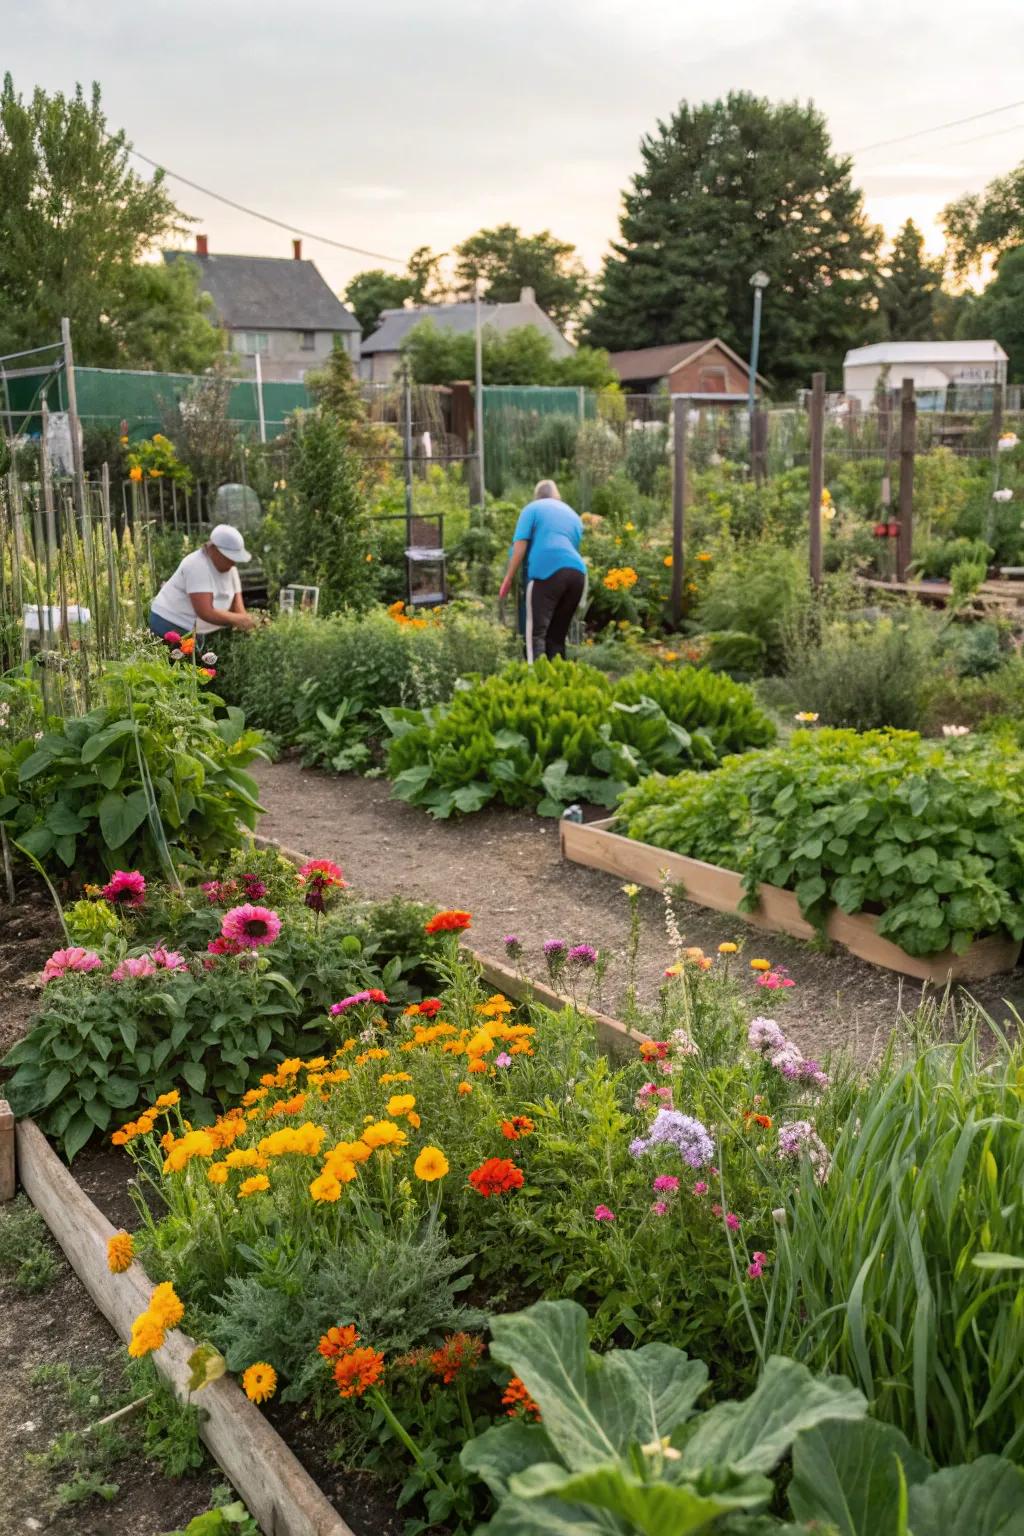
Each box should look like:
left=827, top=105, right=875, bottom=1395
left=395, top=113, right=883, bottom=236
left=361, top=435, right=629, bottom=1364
left=747, top=1017, right=829, bottom=1092
left=630, top=1109, right=715, bottom=1169
left=777, top=1119, right=831, bottom=1183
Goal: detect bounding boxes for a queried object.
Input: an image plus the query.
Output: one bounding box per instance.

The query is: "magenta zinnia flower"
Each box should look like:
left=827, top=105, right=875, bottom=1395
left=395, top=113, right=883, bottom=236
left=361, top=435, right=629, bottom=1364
left=41, top=947, right=103, bottom=985
left=150, top=945, right=187, bottom=971
left=102, top=870, right=146, bottom=907
left=220, top=904, right=281, bottom=949
left=593, top=1205, right=616, bottom=1222
left=652, top=1175, right=680, bottom=1194
left=111, top=956, right=157, bottom=981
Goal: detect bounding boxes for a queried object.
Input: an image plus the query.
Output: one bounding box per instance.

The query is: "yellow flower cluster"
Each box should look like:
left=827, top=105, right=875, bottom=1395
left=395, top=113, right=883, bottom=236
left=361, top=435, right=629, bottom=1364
left=128, top=1282, right=185, bottom=1358
left=603, top=567, right=639, bottom=591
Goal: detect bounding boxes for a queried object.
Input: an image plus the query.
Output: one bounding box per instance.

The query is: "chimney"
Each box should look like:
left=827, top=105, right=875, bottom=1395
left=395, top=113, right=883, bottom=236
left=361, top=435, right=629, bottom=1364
left=292, top=238, right=302, bottom=260
left=519, top=286, right=535, bottom=305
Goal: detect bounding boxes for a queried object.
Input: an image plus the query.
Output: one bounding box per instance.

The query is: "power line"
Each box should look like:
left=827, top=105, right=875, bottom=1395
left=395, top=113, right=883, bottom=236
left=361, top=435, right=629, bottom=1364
left=859, top=118, right=1024, bottom=166
left=850, top=98, right=1024, bottom=155
left=126, top=146, right=407, bottom=266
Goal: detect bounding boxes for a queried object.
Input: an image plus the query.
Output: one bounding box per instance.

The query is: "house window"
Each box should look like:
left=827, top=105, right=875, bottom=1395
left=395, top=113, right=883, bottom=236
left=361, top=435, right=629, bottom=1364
left=300, top=330, right=316, bottom=351
left=237, top=332, right=269, bottom=355
left=698, top=367, right=727, bottom=394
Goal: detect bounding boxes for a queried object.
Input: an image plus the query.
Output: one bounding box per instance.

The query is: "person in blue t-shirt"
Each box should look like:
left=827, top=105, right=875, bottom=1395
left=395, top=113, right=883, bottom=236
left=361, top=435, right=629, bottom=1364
left=498, top=479, right=587, bottom=661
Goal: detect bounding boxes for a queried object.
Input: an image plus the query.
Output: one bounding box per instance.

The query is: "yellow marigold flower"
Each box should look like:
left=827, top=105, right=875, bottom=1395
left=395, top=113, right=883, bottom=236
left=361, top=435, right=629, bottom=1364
left=467, top=1059, right=488, bottom=1074
left=162, top=1130, right=217, bottom=1174
left=207, top=1163, right=229, bottom=1184
left=330, top=1138, right=373, bottom=1165
left=148, top=1281, right=185, bottom=1330
left=323, top=1154, right=358, bottom=1183
left=458, top=1082, right=473, bottom=1096
left=277, top=1058, right=302, bottom=1079
left=386, top=1094, right=417, bottom=1118
left=128, top=1311, right=165, bottom=1358
left=407, top=1112, right=421, bottom=1128
left=663, top=554, right=673, bottom=567
left=718, top=942, right=738, bottom=954
left=362, top=1120, right=407, bottom=1150
left=224, top=1148, right=263, bottom=1169
left=310, top=1171, right=342, bottom=1203
left=238, top=1174, right=271, bottom=1198
left=294, top=1122, right=327, bottom=1157
left=379, top=1072, right=413, bottom=1084
left=365, top=1047, right=389, bottom=1061
left=750, top=958, right=771, bottom=972
left=154, top=1091, right=180, bottom=1110
left=242, top=1362, right=277, bottom=1404
left=107, top=1232, right=134, bottom=1273
left=242, top=1088, right=268, bottom=1106
left=320, top=1068, right=351, bottom=1084
left=303, top=1056, right=328, bottom=1072
left=414, top=1146, right=449, bottom=1181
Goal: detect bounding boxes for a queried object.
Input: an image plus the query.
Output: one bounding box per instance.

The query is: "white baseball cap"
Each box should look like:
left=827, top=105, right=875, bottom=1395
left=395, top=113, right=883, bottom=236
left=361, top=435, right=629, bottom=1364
left=209, top=524, right=252, bottom=564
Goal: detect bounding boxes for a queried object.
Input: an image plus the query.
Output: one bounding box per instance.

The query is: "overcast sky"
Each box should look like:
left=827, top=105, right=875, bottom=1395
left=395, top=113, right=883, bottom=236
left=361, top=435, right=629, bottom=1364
left=9, top=0, right=1024, bottom=295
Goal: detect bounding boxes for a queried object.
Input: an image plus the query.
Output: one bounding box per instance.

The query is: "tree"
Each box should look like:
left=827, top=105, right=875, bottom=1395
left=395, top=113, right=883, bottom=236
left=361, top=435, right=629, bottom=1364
left=583, top=93, right=882, bottom=390
left=943, top=161, right=1024, bottom=276
left=344, top=246, right=447, bottom=337
left=401, top=319, right=616, bottom=387
left=956, top=245, right=1024, bottom=382
left=0, top=75, right=218, bottom=369
left=453, top=225, right=590, bottom=328
left=879, top=220, right=943, bottom=339
left=288, top=412, right=375, bottom=613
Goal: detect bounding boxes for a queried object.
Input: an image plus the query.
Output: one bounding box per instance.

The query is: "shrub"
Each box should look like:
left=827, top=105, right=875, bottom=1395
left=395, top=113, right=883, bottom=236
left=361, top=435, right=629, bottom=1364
left=617, top=728, right=1024, bottom=955
left=384, top=657, right=775, bottom=817
left=775, top=613, right=938, bottom=731
left=701, top=630, right=768, bottom=679
left=694, top=541, right=811, bottom=670
left=280, top=410, right=376, bottom=614
left=0, top=656, right=264, bottom=881
left=215, top=606, right=513, bottom=748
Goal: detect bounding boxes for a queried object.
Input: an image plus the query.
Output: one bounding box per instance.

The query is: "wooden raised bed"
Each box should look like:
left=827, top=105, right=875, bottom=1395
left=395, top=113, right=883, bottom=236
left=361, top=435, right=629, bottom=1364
left=15, top=1117, right=351, bottom=1536
left=561, top=817, right=1021, bottom=984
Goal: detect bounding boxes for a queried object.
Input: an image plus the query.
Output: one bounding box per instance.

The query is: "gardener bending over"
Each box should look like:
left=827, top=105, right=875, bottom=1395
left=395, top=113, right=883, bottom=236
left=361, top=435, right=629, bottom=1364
left=498, top=479, right=586, bottom=661
left=149, top=524, right=257, bottom=639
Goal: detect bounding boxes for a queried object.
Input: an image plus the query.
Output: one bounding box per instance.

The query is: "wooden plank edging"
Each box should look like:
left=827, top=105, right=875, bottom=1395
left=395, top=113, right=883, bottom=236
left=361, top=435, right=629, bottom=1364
left=0, top=1099, right=14, bottom=1201
left=561, top=819, right=1022, bottom=983
left=251, top=833, right=648, bottom=1051
left=15, top=1118, right=353, bottom=1536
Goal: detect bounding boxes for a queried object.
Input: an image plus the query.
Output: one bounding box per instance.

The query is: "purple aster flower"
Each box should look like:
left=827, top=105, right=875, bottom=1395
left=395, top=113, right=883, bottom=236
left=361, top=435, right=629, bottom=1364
left=629, top=1137, right=648, bottom=1158
left=543, top=940, right=567, bottom=956
left=567, top=943, right=598, bottom=967
left=778, top=1120, right=831, bottom=1183
left=503, top=935, right=523, bottom=959
left=748, top=1016, right=786, bottom=1054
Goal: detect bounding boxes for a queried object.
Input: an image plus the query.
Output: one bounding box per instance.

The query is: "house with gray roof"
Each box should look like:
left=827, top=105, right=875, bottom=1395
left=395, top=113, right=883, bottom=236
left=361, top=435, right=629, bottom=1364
left=164, top=235, right=361, bottom=382
left=359, top=287, right=573, bottom=383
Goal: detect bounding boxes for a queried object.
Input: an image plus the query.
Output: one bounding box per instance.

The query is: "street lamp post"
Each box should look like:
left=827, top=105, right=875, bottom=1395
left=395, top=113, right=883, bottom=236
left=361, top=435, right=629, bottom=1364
left=748, top=270, right=770, bottom=426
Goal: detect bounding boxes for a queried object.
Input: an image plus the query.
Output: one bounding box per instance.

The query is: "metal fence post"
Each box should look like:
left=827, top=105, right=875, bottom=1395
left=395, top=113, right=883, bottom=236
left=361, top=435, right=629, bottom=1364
left=808, top=372, right=825, bottom=588
left=897, top=378, right=915, bottom=582
left=671, top=397, right=687, bottom=626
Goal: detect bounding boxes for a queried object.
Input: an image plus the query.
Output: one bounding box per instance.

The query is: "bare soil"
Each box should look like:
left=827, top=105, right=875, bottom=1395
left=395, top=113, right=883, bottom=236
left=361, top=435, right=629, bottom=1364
left=0, top=882, right=61, bottom=1059
left=253, top=757, right=1024, bottom=1061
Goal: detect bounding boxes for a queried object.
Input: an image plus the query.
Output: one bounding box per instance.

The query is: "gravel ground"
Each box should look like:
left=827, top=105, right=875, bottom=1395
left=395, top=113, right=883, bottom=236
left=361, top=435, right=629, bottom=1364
left=252, top=758, right=1024, bottom=1061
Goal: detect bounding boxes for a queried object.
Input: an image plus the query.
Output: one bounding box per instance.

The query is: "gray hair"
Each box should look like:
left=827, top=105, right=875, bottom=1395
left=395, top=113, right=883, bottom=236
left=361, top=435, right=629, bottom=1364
left=534, top=479, right=560, bottom=501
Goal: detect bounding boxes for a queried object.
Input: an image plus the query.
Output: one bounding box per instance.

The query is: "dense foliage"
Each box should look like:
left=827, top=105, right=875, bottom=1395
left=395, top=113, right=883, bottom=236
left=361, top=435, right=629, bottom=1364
left=0, top=656, right=264, bottom=881
left=618, top=728, right=1024, bottom=955
left=384, top=657, right=775, bottom=817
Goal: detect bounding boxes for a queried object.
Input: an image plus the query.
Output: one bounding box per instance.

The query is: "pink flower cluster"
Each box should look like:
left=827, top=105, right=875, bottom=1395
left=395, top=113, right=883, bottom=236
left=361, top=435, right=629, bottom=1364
left=593, top=1204, right=616, bottom=1222
left=747, top=1250, right=768, bottom=1279
left=206, top=904, right=282, bottom=958
left=101, top=871, right=146, bottom=908
left=634, top=1082, right=674, bottom=1111
left=747, top=1017, right=829, bottom=1092
left=756, top=967, right=795, bottom=991
left=111, top=946, right=188, bottom=982
left=41, top=947, right=103, bottom=985
left=329, top=989, right=389, bottom=1015
left=201, top=873, right=267, bottom=905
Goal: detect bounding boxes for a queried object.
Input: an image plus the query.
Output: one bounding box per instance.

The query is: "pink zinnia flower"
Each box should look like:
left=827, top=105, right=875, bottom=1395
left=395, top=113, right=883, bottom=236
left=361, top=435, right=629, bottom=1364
left=220, top=904, right=281, bottom=949
left=150, top=945, right=187, bottom=971
left=102, top=870, right=146, bottom=907
left=651, top=1200, right=670, bottom=1216
left=111, top=956, right=157, bottom=981
left=41, top=947, right=103, bottom=985
left=652, top=1175, right=680, bottom=1194
left=330, top=990, right=379, bottom=1015
left=692, top=1180, right=708, bottom=1196
left=162, top=630, right=182, bottom=646
left=207, top=936, right=241, bottom=956
left=725, top=1211, right=741, bottom=1231
left=593, top=1205, right=616, bottom=1222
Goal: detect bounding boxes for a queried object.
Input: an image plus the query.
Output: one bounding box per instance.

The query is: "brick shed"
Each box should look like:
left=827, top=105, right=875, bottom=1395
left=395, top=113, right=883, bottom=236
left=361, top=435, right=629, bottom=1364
left=608, top=339, right=765, bottom=398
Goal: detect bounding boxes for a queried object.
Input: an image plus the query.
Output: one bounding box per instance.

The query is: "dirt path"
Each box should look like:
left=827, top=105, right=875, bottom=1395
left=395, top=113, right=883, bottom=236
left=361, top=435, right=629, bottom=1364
left=253, top=759, right=1024, bottom=1060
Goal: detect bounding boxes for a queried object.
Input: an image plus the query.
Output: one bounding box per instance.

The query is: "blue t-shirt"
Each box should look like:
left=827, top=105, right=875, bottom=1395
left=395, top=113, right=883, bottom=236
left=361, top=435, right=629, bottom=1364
left=512, top=499, right=586, bottom=582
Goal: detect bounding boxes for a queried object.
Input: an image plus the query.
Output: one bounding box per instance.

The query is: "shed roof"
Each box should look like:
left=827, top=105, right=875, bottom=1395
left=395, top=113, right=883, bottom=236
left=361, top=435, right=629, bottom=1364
left=844, top=340, right=1008, bottom=366
left=163, top=251, right=360, bottom=332
left=609, top=338, right=767, bottom=386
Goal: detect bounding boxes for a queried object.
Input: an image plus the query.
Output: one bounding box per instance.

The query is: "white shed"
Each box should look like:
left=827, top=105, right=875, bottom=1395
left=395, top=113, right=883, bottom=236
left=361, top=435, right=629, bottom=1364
left=843, top=341, right=1008, bottom=408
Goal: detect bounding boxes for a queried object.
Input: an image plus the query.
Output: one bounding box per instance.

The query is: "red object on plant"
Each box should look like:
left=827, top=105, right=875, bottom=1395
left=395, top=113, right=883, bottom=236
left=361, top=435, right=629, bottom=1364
left=872, top=523, right=888, bottom=538
left=468, top=1157, right=524, bottom=1197
left=162, top=630, right=182, bottom=646
left=424, top=909, right=472, bottom=935
left=887, top=521, right=901, bottom=538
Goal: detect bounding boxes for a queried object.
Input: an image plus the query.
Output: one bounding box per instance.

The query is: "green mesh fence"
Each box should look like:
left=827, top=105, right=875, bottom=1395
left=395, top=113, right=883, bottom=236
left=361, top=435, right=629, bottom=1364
left=482, top=385, right=595, bottom=497
left=4, top=366, right=311, bottom=440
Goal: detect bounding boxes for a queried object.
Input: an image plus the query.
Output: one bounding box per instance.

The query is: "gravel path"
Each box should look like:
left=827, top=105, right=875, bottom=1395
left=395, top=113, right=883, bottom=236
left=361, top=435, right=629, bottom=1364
left=251, top=759, right=1024, bottom=1061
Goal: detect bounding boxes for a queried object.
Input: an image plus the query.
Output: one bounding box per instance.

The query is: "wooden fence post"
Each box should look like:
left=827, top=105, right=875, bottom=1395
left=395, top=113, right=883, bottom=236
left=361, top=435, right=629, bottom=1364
left=897, top=378, right=916, bottom=582
left=808, top=372, right=825, bottom=588
left=671, top=397, right=687, bottom=626
left=0, top=1101, right=14, bottom=1201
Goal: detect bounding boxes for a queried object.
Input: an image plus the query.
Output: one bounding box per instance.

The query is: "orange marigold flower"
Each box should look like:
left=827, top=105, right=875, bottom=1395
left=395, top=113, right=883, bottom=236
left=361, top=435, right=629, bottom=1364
left=502, top=1375, right=541, bottom=1421
left=242, top=1362, right=277, bottom=1403
left=310, top=1171, right=343, bottom=1202
left=638, top=1040, right=670, bottom=1061
left=500, top=1116, right=535, bottom=1141
left=744, top=1112, right=773, bottom=1130
left=148, top=1282, right=185, bottom=1329
left=457, top=1082, right=473, bottom=1096
left=386, top=1093, right=417, bottom=1118
left=207, top=1162, right=229, bottom=1185
left=413, top=1146, right=449, bottom=1181
left=238, top=1174, right=270, bottom=1197
left=467, top=1059, right=488, bottom=1075
left=128, top=1311, right=165, bottom=1358
left=107, top=1232, right=134, bottom=1273
left=318, top=1324, right=361, bottom=1359
left=154, top=1091, right=180, bottom=1110
left=468, top=1157, right=524, bottom=1198
left=424, top=909, right=471, bottom=935
left=333, top=1346, right=385, bottom=1398
left=750, top=958, right=771, bottom=972
left=429, top=1332, right=484, bottom=1385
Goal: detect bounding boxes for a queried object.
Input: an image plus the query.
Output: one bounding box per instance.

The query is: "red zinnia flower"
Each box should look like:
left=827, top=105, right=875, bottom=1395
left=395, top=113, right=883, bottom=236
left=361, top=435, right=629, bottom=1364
left=333, top=1347, right=385, bottom=1398
left=414, top=998, right=444, bottom=1018
left=428, top=1332, right=484, bottom=1385
left=500, top=1116, right=535, bottom=1141
left=424, top=910, right=472, bottom=935
left=318, top=1324, right=360, bottom=1359
left=502, top=1376, right=541, bottom=1422
left=101, top=870, right=147, bottom=907
left=468, top=1157, right=524, bottom=1198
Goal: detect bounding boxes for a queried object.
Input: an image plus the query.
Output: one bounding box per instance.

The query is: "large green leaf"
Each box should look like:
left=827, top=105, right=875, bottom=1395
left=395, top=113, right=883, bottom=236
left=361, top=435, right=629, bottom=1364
left=488, top=1301, right=708, bottom=1473
left=511, top=1463, right=771, bottom=1536
left=463, top=1422, right=560, bottom=1499
left=98, top=788, right=151, bottom=849
left=907, top=1458, right=1024, bottom=1536
left=788, top=1418, right=929, bottom=1534
left=81, top=718, right=137, bottom=764
left=677, top=1356, right=866, bottom=1476
left=484, top=1497, right=625, bottom=1536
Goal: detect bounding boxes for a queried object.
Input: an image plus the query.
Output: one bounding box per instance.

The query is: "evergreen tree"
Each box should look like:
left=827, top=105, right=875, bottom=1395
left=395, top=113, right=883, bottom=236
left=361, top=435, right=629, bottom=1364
left=584, top=93, right=882, bottom=390
left=879, top=221, right=943, bottom=339
left=289, top=412, right=375, bottom=614
left=453, top=225, right=590, bottom=327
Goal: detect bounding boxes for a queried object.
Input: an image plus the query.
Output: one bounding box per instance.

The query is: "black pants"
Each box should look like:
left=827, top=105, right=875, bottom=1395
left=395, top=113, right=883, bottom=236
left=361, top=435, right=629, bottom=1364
left=526, top=568, right=586, bottom=661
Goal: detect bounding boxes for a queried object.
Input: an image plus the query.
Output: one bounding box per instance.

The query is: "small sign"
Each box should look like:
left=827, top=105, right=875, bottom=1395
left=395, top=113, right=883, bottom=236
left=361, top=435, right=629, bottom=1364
left=280, top=585, right=320, bottom=616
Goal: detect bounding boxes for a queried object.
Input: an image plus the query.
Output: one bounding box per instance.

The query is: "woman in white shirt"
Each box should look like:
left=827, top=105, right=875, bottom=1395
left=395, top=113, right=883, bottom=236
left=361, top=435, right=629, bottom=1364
left=149, top=524, right=257, bottom=638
